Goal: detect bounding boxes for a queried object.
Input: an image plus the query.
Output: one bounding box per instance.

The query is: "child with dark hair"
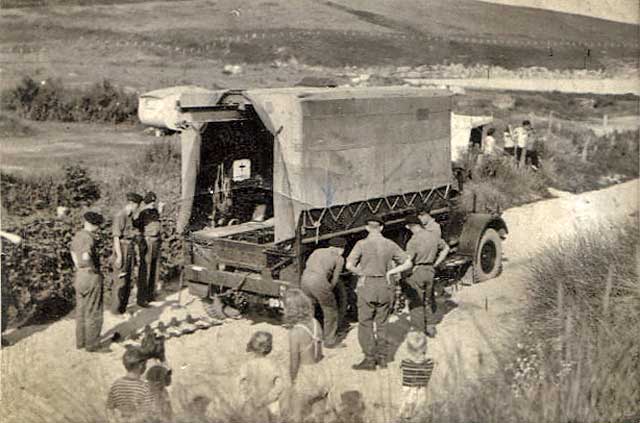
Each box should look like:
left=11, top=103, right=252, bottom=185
left=146, top=365, right=173, bottom=422
left=106, top=348, right=155, bottom=422
left=238, top=331, right=284, bottom=423
left=335, top=390, right=366, bottom=423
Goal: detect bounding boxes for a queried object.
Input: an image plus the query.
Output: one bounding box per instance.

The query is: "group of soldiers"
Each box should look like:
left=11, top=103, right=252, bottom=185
left=301, top=205, right=450, bottom=371
left=70, top=192, right=162, bottom=352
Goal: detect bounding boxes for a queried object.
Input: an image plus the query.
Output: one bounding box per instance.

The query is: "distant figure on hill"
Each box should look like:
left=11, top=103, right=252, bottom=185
left=503, top=127, right=516, bottom=158
left=484, top=127, right=497, bottom=156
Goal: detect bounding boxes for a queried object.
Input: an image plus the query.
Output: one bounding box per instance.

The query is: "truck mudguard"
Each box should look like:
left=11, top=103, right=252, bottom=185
left=457, top=213, right=508, bottom=258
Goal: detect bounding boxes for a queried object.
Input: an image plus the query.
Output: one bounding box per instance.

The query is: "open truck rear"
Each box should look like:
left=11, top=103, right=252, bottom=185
left=166, top=87, right=506, bottom=308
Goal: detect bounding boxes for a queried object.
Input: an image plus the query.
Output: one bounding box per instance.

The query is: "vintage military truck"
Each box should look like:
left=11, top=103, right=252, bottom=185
left=157, top=87, right=507, bottom=309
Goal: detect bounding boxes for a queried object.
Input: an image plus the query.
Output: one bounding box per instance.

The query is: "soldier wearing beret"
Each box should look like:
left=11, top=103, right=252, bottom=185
left=111, top=192, right=143, bottom=314
left=346, top=217, right=412, bottom=370
left=402, top=215, right=450, bottom=337
left=70, top=211, right=108, bottom=352
left=301, top=237, right=347, bottom=349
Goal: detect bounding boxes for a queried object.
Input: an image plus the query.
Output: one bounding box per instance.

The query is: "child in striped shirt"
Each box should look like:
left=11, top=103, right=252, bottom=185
left=398, top=331, right=434, bottom=422
left=106, top=348, right=155, bottom=423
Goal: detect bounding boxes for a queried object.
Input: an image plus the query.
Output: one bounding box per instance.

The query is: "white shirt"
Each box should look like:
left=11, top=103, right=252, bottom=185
left=514, top=126, right=528, bottom=148
left=503, top=131, right=515, bottom=148
left=484, top=136, right=496, bottom=154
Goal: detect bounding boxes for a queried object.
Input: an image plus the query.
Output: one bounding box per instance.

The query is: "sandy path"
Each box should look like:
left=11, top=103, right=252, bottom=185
left=1, top=179, right=638, bottom=423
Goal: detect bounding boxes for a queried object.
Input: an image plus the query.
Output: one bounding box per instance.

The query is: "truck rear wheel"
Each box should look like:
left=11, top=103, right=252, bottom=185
left=474, top=228, right=502, bottom=282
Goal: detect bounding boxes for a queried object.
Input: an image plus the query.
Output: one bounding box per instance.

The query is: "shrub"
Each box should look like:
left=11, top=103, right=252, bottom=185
left=1, top=165, right=100, bottom=216
left=0, top=113, right=33, bottom=137
left=1, top=77, right=137, bottom=124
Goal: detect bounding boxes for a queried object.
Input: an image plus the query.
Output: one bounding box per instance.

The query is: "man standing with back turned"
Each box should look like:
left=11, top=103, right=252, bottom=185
left=71, top=211, right=108, bottom=352
left=111, top=192, right=143, bottom=315
left=346, top=217, right=412, bottom=370
left=301, top=237, right=347, bottom=349
left=403, top=215, right=450, bottom=337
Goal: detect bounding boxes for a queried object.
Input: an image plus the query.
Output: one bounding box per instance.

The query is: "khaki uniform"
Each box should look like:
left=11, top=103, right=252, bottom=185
left=70, top=230, right=103, bottom=350
left=301, top=248, right=345, bottom=345
left=135, top=208, right=161, bottom=303
left=347, top=234, right=408, bottom=362
left=404, top=229, right=447, bottom=333
left=111, top=209, right=139, bottom=313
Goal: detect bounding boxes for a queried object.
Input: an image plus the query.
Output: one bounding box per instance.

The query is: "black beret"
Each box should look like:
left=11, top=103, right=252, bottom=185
left=405, top=215, right=422, bottom=226
left=143, top=192, right=157, bottom=204
left=84, top=211, right=104, bottom=226
left=328, top=237, right=347, bottom=248
left=365, top=216, right=385, bottom=225
left=126, top=192, right=143, bottom=203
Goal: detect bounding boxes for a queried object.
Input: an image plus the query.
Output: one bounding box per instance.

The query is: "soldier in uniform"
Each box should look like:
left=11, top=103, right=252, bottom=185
left=346, top=217, right=412, bottom=370
left=134, top=192, right=162, bottom=305
left=403, top=215, right=450, bottom=337
left=417, top=205, right=450, bottom=299
left=301, top=237, right=347, bottom=349
left=111, top=192, right=143, bottom=314
left=417, top=205, right=441, bottom=237
left=70, top=211, right=108, bottom=352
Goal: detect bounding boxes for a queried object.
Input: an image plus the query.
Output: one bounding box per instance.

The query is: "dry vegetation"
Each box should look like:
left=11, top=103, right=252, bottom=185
left=426, top=220, right=640, bottom=423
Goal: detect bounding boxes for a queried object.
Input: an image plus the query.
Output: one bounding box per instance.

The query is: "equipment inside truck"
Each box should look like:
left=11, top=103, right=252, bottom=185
left=189, top=116, right=276, bottom=245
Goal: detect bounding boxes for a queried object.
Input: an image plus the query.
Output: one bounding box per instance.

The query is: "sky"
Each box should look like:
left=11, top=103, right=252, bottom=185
left=481, top=0, right=640, bottom=24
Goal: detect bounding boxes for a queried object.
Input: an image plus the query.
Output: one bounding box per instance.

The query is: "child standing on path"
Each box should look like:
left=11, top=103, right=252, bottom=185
left=106, top=348, right=155, bottom=423
left=238, top=331, right=285, bottom=423
left=398, top=332, right=435, bottom=423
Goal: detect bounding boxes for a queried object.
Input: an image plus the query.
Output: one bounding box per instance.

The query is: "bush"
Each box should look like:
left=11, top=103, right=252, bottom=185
left=1, top=77, right=137, bottom=124
left=460, top=153, right=551, bottom=211
left=0, top=113, right=33, bottom=137
left=0, top=165, right=100, bottom=216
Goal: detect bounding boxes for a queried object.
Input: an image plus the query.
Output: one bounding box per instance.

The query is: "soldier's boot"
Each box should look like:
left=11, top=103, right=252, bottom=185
left=352, top=357, right=377, bottom=371
left=376, top=354, right=389, bottom=369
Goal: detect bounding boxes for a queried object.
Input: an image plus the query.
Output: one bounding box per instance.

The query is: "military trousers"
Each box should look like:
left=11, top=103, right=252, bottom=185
left=402, top=265, right=436, bottom=334
left=138, top=237, right=161, bottom=303
left=110, top=240, right=140, bottom=314
left=301, top=275, right=339, bottom=345
left=75, top=269, right=103, bottom=350
left=356, top=276, right=394, bottom=361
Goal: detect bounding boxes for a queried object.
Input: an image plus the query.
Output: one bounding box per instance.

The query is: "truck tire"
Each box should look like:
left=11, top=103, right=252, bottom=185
left=474, top=228, right=502, bottom=282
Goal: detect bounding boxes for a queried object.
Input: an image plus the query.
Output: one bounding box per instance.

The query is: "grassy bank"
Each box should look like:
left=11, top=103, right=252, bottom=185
left=425, top=219, right=640, bottom=423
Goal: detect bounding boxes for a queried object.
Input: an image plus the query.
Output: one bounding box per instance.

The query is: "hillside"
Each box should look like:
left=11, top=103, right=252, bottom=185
left=0, top=0, right=637, bottom=92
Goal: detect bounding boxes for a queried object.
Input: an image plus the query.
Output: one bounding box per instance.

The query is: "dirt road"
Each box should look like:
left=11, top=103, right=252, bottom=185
left=405, top=78, right=640, bottom=95
left=1, top=179, right=637, bottom=423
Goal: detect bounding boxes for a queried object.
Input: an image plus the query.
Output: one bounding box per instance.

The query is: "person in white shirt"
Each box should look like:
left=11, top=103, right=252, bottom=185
left=484, top=128, right=496, bottom=156
left=514, top=120, right=531, bottom=163
left=503, top=127, right=515, bottom=157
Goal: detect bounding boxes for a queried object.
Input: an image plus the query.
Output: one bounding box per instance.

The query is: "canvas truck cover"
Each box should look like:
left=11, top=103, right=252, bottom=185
left=178, top=87, right=454, bottom=242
